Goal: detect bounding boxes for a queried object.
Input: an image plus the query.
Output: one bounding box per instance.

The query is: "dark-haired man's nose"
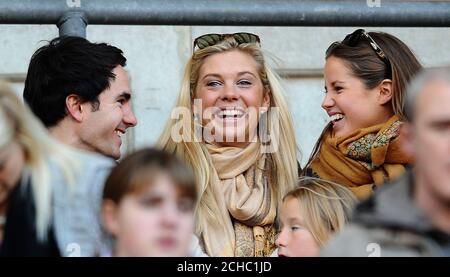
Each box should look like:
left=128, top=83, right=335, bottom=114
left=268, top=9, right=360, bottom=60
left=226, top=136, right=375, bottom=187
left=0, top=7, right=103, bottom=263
left=124, top=108, right=137, bottom=127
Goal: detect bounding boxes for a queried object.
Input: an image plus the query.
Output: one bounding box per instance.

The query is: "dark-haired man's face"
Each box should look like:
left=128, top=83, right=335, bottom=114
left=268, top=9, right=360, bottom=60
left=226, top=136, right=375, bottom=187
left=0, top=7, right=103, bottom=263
left=78, top=65, right=137, bottom=159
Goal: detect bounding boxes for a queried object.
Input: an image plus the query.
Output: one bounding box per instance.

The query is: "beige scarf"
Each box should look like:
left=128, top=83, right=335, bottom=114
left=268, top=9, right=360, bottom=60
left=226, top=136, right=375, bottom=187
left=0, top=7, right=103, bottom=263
left=202, top=142, right=277, bottom=257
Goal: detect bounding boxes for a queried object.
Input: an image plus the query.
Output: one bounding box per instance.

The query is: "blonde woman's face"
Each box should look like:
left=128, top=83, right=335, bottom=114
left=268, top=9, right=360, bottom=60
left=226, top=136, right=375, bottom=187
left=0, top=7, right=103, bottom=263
left=0, top=141, right=25, bottom=207
left=276, top=197, right=320, bottom=257
left=323, top=56, right=392, bottom=138
left=103, top=174, right=195, bottom=257
left=194, top=50, right=270, bottom=148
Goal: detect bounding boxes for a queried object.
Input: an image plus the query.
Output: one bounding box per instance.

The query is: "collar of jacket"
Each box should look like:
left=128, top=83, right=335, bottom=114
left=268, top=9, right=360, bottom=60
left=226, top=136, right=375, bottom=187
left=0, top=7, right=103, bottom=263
left=353, top=170, right=450, bottom=240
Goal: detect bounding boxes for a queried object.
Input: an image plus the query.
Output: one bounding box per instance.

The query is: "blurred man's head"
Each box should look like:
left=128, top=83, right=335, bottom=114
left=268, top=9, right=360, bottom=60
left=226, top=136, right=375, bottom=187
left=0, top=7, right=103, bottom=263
left=23, top=36, right=137, bottom=159
left=403, top=67, right=450, bottom=203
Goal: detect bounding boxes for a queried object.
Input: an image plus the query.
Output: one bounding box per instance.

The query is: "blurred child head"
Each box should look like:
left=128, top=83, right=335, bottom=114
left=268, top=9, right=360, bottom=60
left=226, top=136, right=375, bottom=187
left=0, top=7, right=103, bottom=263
left=276, top=177, right=356, bottom=257
left=102, top=148, right=197, bottom=257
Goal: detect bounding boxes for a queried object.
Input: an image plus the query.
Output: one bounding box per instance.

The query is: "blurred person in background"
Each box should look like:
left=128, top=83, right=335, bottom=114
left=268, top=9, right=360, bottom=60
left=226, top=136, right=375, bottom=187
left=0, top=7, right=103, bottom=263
left=101, top=148, right=202, bottom=257
left=0, top=80, right=114, bottom=256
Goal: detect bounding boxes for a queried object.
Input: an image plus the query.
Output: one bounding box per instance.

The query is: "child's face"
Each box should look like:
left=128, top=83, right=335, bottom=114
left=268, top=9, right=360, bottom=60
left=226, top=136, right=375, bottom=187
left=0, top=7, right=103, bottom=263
left=103, top=174, right=195, bottom=257
left=275, top=197, right=319, bottom=257
left=322, top=56, right=390, bottom=138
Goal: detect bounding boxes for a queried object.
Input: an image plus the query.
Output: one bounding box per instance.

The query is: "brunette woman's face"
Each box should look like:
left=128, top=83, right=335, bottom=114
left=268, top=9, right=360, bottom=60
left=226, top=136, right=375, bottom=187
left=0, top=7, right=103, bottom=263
left=0, top=141, right=25, bottom=207
left=194, top=50, right=270, bottom=148
left=322, top=56, right=392, bottom=137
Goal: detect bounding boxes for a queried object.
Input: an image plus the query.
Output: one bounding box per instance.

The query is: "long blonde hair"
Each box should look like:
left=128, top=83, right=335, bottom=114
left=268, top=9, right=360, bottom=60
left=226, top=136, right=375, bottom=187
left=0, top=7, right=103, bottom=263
left=0, top=80, right=79, bottom=241
left=283, top=177, right=357, bottom=246
left=158, top=37, right=299, bottom=235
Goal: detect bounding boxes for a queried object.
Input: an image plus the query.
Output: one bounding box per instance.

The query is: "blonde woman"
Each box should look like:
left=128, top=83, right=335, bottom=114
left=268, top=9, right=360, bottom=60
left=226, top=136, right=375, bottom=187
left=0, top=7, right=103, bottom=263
left=0, top=81, right=114, bottom=256
left=158, top=33, right=299, bottom=257
left=276, top=177, right=357, bottom=257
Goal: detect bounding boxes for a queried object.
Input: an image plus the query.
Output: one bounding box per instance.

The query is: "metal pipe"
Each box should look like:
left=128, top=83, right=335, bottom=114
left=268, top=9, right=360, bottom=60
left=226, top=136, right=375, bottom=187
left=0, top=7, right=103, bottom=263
left=0, top=0, right=449, bottom=27
left=57, top=11, right=87, bottom=37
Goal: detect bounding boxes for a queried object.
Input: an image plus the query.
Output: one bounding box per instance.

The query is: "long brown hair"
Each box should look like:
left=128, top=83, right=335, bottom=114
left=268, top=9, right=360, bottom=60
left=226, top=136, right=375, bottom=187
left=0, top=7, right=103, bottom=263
left=303, top=31, right=423, bottom=173
left=325, top=31, right=422, bottom=120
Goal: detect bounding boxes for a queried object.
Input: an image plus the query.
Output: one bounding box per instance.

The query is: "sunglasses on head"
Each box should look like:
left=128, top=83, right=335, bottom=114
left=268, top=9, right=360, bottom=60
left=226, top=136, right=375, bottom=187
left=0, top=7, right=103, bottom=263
left=337, top=29, right=392, bottom=78
left=193, top=32, right=261, bottom=52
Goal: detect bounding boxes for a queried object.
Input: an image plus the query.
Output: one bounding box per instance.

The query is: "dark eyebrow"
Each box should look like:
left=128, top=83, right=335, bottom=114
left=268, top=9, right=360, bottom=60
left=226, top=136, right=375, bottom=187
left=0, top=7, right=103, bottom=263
left=117, top=92, right=131, bottom=101
left=331, top=81, right=345, bottom=86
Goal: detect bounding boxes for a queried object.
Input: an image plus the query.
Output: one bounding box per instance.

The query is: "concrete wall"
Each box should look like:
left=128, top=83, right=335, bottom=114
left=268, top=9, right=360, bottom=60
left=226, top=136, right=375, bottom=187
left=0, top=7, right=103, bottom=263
left=1, top=25, right=450, bottom=165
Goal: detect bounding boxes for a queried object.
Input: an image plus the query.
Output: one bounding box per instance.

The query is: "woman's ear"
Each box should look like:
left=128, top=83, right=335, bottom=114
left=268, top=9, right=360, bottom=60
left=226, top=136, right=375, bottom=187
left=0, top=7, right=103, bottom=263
left=377, top=79, right=393, bottom=105
left=101, top=200, right=120, bottom=237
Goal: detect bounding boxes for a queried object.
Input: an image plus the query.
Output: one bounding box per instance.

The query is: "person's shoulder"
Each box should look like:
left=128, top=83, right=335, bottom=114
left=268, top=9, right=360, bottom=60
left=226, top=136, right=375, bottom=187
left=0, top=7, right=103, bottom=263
left=321, top=223, right=376, bottom=257
left=75, top=151, right=115, bottom=169
left=321, top=222, right=436, bottom=257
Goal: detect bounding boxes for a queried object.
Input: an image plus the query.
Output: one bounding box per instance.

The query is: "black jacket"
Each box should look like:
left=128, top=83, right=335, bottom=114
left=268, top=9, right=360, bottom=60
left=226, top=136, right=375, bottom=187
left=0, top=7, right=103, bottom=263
left=0, top=178, right=60, bottom=257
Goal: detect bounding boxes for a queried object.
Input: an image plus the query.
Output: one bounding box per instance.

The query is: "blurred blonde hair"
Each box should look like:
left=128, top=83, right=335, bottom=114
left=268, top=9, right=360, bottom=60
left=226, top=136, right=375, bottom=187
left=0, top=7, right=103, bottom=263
left=0, top=80, right=79, bottom=241
left=283, top=177, right=357, bottom=246
left=158, top=37, right=299, bottom=236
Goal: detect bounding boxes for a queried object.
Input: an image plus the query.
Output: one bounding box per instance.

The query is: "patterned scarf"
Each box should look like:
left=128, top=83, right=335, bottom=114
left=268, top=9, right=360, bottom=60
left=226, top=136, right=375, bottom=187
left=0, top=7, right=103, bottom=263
left=201, top=142, right=277, bottom=256
left=308, top=115, right=413, bottom=200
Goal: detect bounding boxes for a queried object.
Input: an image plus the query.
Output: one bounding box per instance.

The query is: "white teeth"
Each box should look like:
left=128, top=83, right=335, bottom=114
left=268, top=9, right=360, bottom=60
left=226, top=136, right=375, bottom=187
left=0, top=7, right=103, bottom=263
left=330, top=114, right=344, bottom=122
left=115, top=130, right=124, bottom=137
left=218, top=109, right=245, bottom=118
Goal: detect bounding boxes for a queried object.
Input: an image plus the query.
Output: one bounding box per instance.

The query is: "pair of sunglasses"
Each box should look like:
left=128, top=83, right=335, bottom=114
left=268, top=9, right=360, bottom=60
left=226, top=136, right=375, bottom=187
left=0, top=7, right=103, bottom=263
left=193, top=32, right=260, bottom=52
left=340, top=29, right=392, bottom=78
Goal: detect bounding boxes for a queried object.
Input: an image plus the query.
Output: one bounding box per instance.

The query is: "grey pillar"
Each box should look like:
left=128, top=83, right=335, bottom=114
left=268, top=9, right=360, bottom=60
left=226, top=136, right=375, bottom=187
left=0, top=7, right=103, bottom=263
left=57, top=11, right=87, bottom=38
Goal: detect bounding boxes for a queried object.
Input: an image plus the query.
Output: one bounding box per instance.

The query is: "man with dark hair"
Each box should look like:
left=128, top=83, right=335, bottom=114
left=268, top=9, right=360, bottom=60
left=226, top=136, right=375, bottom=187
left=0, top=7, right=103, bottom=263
left=24, top=36, right=137, bottom=159
left=322, top=67, right=450, bottom=257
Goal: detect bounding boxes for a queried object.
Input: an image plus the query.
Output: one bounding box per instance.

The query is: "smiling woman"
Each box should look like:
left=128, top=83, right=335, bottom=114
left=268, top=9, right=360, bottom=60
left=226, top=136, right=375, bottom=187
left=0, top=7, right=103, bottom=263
left=194, top=50, right=270, bottom=148
left=303, top=29, right=423, bottom=200
left=158, top=33, right=300, bottom=257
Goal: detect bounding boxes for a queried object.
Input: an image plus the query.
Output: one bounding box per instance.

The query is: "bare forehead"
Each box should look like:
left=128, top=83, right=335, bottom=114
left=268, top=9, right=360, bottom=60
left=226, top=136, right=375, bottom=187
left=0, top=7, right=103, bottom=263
left=416, top=81, right=450, bottom=117
left=199, top=50, right=259, bottom=74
